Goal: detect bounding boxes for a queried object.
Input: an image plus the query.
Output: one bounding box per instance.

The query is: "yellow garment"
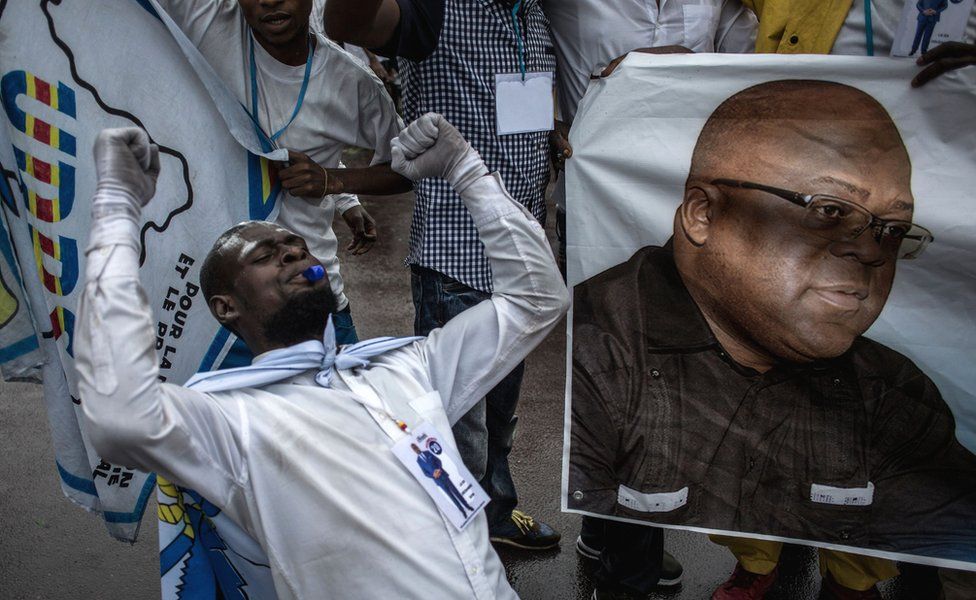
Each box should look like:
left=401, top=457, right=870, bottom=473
left=710, top=535, right=783, bottom=575
left=741, top=0, right=855, bottom=53
left=816, top=548, right=900, bottom=591
left=709, top=534, right=900, bottom=591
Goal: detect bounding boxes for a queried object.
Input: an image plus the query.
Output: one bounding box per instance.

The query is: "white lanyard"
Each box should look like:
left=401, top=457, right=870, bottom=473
left=335, top=370, right=414, bottom=441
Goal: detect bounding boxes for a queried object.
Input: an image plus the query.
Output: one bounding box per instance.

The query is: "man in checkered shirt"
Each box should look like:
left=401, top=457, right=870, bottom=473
left=328, top=0, right=561, bottom=549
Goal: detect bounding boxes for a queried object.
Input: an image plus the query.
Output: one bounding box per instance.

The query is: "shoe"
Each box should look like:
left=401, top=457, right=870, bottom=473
left=658, top=550, right=683, bottom=586
left=576, top=534, right=603, bottom=560
left=819, top=571, right=882, bottom=600
left=577, top=535, right=683, bottom=587
left=712, top=563, right=778, bottom=600
left=489, top=509, right=560, bottom=550
left=591, top=590, right=648, bottom=600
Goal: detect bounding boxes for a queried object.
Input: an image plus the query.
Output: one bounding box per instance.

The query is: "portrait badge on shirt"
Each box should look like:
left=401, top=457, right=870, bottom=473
left=891, top=0, right=975, bottom=57
left=495, top=72, right=555, bottom=135
left=391, top=421, right=490, bottom=530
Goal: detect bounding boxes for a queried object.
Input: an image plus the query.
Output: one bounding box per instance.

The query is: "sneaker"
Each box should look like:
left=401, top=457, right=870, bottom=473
left=589, top=555, right=683, bottom=600
left=576, top=536, right=684, bottom=587
left=591, top=590, right=648, bottom=600
left=576, top=534, right=603, bottom=560
left=577, top=536, right=683, bottom=587
left=489, top=509, right=560, bottom=550
left=659, top=551, right=684, bottom=587
left=712, top=563, right=778, bottom=600
left=819, top=571, right=883, bottom=600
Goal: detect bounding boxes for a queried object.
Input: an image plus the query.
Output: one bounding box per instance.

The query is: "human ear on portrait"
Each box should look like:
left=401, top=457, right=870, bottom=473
left=677, top=182, right=724, bottom=246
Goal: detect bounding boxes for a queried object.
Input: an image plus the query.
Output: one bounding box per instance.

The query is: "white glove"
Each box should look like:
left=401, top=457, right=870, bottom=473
left=391, top=113, right=488, bottom=194
left=91, top=128, right=160, bottom=220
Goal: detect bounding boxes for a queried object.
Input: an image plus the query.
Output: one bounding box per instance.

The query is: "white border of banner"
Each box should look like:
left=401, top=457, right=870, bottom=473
left=560, top=52, right=976, bottom=572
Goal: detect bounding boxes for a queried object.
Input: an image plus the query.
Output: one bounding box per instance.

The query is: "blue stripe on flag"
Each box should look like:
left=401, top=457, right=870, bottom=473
left=0, top=334, right=39, bottom=362
left=160, top=528, right=195, bottom=576
left=132, top=0, right=161, bottom=19
left=103, top=474, right=157, bottom=523
left=218, top=336, right=254, bottom=369
left=56, top=461, right=98, bottom=496
left=198, top=328, right=231, bottom=373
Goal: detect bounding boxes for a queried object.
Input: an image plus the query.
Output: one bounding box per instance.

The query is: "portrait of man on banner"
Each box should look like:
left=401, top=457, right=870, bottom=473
left=564, top=56, right=976, bottom=569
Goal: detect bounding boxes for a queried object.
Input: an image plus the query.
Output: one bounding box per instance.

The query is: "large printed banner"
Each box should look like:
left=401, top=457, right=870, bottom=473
left=562, top=54, right=976, bottom=570
left=0, top=174, right=41, bottom=381
left=0, top=0, right=280, bottom=545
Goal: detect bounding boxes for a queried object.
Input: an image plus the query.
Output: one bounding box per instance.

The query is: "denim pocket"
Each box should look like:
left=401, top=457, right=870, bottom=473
left=439, top=282, right=488, bottom=320
left=441, top=279, right=474, bottom=294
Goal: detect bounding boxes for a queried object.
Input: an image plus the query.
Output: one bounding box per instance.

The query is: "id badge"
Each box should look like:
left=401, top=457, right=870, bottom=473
left=890, top=0, right=976, bottom=57
left=495, top=72, right=554, bottom=135
left=391, top=421, right=490, bottom=530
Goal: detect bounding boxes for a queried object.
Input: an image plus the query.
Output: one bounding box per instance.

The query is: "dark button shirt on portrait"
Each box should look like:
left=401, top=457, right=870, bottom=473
left=568, top=244, right=976, bottom=559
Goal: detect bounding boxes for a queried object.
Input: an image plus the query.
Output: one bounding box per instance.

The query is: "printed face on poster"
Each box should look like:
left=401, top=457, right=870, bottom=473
left=562, top=53, right=976, bottom=570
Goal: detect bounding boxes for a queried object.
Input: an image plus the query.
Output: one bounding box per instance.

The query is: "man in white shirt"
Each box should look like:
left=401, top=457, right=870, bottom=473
left=544, top=0, right=757, bottom=278
left=155, top=0, right=411, bottom=347
left=74, top=115, right=569, bottom=599
left=544, top=0, right=757, bottom=128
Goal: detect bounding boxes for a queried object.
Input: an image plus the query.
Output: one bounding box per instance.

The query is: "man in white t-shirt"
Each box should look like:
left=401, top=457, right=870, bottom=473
left=156, top=0, right=410, bottom=346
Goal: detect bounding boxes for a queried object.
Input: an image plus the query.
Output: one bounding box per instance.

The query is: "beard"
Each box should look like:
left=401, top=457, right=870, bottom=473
left=261, top=286, right=338, bottom=348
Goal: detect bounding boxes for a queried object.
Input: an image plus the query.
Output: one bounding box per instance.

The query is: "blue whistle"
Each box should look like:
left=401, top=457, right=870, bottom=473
left=302, top=265, right=325, bottom=282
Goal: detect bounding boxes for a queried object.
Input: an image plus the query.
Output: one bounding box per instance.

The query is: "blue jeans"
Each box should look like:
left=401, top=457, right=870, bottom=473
left=410, top=265, right=522, bottom=530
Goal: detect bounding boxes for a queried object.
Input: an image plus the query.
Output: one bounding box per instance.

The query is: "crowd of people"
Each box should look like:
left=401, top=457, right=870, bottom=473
left=73, top=0, right=976, bottom=599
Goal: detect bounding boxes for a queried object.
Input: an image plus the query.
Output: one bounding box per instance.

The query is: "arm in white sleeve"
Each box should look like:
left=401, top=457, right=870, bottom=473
left=333, top=162, right=362, bottom=213
left=151, top=0, right=240, bottom=45
left=74, top=198, right=248, bottom=512
left=716, top=0, right=759, bottom=53
left=334, top=192, right=362, bottom=214
left=420, top=174, right=570, bottom=424
left=357, top=80, right=404, bottom=165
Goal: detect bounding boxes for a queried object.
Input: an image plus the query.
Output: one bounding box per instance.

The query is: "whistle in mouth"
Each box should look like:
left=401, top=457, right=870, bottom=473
left=302, top=265, right=325, bottom=282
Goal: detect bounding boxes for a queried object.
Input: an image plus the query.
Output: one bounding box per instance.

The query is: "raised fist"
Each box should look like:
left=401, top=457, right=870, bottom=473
left=93, top=127, right=160, bottom=207
left=391, top=113, right=487, bottom=193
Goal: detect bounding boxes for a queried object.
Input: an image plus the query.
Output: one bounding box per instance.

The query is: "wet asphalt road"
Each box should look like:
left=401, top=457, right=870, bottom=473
left=0, top=182, right=946, bottom=599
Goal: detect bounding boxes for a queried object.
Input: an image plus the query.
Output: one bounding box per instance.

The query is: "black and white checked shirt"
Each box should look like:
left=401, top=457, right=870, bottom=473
left=399, top=0, right=555, bottom=293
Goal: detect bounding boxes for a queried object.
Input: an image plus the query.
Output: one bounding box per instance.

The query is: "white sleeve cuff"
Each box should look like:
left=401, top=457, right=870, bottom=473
left=87, top=214, right=141, bottom=254
left=334, top=192, right=361, bottom=214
